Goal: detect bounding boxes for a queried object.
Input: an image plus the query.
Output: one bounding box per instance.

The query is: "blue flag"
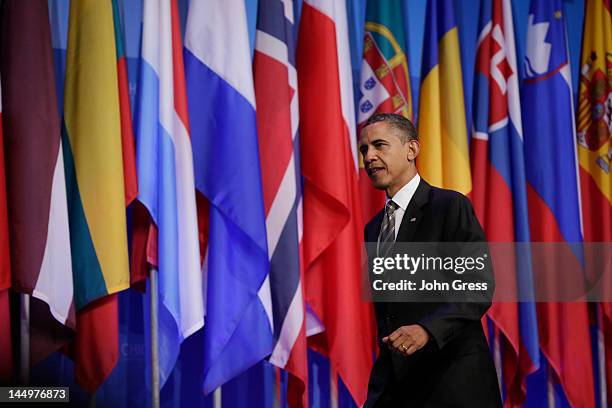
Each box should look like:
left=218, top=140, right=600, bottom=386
left=184, top=0, right=273, bottom=393
left=522, top=1, right=594, bottom=406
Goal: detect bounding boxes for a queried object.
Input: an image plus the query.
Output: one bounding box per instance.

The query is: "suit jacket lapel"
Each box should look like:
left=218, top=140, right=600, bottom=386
left=367, top=179, right=431, bottom=245
left=396, top=179, right=430, bottom=243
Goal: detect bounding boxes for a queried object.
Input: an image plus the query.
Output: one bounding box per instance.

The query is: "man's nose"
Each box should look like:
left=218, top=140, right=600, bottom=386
left=363, top=149, right=377, bottom=165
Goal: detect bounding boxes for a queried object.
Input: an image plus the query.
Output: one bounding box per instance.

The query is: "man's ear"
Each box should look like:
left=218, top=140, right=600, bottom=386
left=407, top=139, right=420, bottom=161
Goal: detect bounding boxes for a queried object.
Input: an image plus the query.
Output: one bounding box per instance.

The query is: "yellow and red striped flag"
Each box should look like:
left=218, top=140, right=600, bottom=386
left=576, top=0, right=612, bottom=402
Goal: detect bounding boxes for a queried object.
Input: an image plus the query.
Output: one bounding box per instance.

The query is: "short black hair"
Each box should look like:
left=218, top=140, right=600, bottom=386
left=362, top=113, right=418, bottom=142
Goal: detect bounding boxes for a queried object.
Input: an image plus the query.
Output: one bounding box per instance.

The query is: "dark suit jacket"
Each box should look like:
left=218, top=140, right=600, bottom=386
left=364, top=179, right=501, bottom=408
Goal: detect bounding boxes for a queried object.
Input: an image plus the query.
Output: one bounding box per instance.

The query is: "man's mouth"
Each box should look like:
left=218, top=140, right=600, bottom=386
left=367, top=167, right=384, bottom=177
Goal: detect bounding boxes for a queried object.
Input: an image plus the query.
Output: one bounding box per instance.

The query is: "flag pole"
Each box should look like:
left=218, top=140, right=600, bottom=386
left=330, top=366, right=338, bottom=408
left=19, top=293, right=29, bottom=384
left=213, top=387, right=222, bottom=408
left=150, top=268, right=160, bottom=408
left=547, top=367, right=555, bottom=408
left=596, top=305, right=608, bottom=408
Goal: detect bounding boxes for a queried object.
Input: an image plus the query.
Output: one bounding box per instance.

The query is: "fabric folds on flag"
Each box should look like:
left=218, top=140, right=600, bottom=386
left=111, top=0, right=138, bottom=211
left=418, top=0, right=471, bottom=194
left=0, top=81, right=7, bottom=294
left=357, top=0, right=413, bottom=221
left=62, top=0, right=130, bottom=391
left=522, top=1, right=595, bottom=406
left=184, top=0, right=272, bottom=393
left=136, top=0, right=204, bottom=388
left=0, top=0, right=74, bottom=365
left=576, top=1, right=612, bottom=402
left=0, top=78, right=11, bottom=383
left=253, top=0, right=308, bottom=406
left=577, top=1, right=612, bottom=245
left=471, top=0, right=539, bottom=405
left=111, top=0, right=148, bottom=289
left=63, top=0, right=129, bottom=310
left=297, top=0, right=375, bottom=405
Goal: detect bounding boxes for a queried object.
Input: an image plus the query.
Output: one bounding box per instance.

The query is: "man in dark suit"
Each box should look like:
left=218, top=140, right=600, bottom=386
left=359, top=113, right=501, bottom=407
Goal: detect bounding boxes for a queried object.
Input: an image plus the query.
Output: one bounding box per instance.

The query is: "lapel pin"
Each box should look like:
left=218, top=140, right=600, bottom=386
left=410, top=217, right=417, bottom=222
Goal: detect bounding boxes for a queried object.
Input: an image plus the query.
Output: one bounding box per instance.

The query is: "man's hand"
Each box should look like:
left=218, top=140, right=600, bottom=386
left=382, top=325, right=429, bottom=356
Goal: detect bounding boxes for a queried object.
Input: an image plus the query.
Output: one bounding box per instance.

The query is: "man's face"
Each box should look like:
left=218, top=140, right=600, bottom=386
left=359, top=122, right=418, bottom=195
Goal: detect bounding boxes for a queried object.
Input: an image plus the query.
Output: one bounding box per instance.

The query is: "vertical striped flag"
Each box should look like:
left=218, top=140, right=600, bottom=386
left=136, top=0, right=204, bottom=387
left=418, top=0, right=471, bottom=195
left=112, top=0, right=138, bottom=209
left=111, top=0, right=149, bottom=291
left=184, top=0, right=273, bottom=393
left=62, top=0, right=130, bottom=391
left=0, top=0, right=74, bottom=365
left=577, top=0, right=612, bottom=244
left=253, top=0, right=308, bottom=406
left=522, top=1, right=595, bottom=406
left=357, top=0, right=413, bottom=221
left=297, top=0, right=375, bottom=405
left=576, top=0, right=612, bottom=403
left=471, top=0, right=540, bottom=405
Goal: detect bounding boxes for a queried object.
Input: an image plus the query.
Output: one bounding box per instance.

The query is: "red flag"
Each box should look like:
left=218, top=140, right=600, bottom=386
left=69, top=295, right=119, bottom=392
left=0, top=79, right=12, bottom=383
left=297, top=1, right=375, bottom=405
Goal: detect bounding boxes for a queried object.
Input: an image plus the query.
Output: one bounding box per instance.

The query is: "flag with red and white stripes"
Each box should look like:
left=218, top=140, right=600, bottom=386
left=0, top=0, right=74, bottom=367
left=254, top=1, right=308, bottom=406
left=297, top=0, right=376, bottom=405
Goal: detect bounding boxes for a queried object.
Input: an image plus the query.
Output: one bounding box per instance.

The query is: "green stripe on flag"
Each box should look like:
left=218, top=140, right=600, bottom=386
left=61, top=124, right=109, bottom=309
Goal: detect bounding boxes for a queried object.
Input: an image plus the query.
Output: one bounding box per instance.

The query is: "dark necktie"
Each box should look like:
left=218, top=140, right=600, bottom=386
left=377, top=200, right=398, bottom=257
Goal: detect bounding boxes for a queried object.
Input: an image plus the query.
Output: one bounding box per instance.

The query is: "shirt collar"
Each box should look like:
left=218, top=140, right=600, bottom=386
left=387, top=173, right=420, bottom=211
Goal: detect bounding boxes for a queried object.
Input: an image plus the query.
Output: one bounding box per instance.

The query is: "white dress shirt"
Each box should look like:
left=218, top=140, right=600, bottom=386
left=386, top=173, right=420, bottom=239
